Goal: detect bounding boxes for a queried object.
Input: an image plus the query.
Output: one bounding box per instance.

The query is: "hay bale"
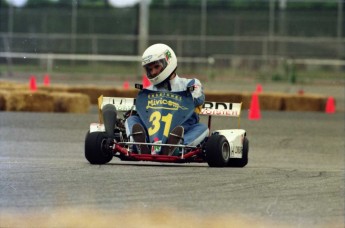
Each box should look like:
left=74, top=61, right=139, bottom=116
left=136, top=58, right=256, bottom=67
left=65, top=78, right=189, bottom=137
left=114, top=88, right=139, bottom=98
left=68, top=86, right=117, bottom=105
left=51, top=92, right=90, bottom=113
left=205, top=91, right=243, bottom=103
left=0, top=90, right=10, bottom=111
left=0, top=81, right=28, bottom=91
left=258, top=92, right=286, bottom=111
left=5, top=91, right=54, bottom=112
left=219, top=92, right=323, bottom=111
left=240, top=92, right=252, bottom=110
left=238, top=92, right=279, bottom=110
left=38, top=84, right=69, bottom=93
left=0, top=80, right=330, bottom=113
left=283, top=94, right=327, bottom=112
left=0, top=80, right=19, bottom=87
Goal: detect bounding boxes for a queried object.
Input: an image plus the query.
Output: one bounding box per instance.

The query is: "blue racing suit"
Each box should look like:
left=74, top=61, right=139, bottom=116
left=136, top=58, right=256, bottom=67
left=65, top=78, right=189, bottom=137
left=125, top=75, right=209, bottom=146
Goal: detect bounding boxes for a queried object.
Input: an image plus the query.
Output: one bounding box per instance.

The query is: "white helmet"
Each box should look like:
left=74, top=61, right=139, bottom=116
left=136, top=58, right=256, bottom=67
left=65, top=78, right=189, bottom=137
left=142, top=43, right=177, bottom=85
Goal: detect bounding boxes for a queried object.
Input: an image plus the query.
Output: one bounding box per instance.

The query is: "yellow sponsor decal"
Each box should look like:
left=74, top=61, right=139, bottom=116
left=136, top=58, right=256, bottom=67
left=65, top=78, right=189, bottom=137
left=146, top=93, right=187, bottom=110
left=148, top=92, right=182, bottom=101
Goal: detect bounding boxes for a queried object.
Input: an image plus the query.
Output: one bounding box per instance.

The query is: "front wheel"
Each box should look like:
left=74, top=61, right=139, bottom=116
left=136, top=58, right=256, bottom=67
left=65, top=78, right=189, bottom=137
left=85, top=131, right=113, bottom=164
left=205, top=135, right=230, bottom=167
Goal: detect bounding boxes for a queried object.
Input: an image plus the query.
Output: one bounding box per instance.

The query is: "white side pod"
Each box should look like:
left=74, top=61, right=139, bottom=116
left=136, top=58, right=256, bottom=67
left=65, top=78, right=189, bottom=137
left=90, top=123, right=105, bottom=133
left=212, top=129, right=246, bottom=158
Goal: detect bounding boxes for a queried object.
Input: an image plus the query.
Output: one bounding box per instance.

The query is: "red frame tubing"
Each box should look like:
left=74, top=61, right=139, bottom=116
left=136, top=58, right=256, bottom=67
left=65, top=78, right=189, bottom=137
left=114, top=144, right=204, bottom=163
left=131, top=154, right=180, bottom=162
left=114, top=144, right=129, bottom=156
left=182, top=149, right=202, bottom=159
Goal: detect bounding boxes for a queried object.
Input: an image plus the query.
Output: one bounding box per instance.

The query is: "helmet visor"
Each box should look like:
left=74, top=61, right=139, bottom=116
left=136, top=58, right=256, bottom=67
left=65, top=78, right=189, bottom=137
left=144, top=59, right=168, bottom=79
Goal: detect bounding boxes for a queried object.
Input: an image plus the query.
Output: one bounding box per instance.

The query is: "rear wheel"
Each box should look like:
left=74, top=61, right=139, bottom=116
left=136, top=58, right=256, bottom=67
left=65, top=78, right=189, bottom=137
left=85, top=131, right=113, bottom=164
left=228, top=137, right=249, bottom=167
left=205, top=135, right=230, bottom=167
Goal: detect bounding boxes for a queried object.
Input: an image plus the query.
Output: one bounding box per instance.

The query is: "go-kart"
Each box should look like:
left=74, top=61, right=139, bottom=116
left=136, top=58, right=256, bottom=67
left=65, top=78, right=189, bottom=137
left=85, top=85, right=249, bottom=167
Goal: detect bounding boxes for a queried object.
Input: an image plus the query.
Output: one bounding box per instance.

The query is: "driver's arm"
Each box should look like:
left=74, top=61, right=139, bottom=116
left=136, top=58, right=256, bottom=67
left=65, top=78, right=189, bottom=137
left=187, top=78, right=205, bottom=108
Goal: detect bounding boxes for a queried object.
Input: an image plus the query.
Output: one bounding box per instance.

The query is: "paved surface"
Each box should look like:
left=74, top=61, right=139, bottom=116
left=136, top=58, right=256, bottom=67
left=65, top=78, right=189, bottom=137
left=0, top=110, right=344, bottom=227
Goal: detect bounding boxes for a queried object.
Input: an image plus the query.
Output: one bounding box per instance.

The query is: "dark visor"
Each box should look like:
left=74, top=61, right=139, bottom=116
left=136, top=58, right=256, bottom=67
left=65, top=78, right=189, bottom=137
left=144, top=59, right=168, bottom=79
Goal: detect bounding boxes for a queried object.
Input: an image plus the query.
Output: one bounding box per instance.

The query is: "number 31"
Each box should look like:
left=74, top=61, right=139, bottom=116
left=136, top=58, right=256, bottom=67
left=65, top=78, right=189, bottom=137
left=148, top=111, right=172, bottom=137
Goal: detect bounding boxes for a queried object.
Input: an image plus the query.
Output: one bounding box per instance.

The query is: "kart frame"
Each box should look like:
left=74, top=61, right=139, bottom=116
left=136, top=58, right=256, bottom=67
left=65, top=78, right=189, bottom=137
left=85, top=87, right=248, bottom=167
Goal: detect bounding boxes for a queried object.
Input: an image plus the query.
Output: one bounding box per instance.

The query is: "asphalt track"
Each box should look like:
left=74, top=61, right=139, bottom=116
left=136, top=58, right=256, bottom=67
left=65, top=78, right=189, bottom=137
left=0, top=108, right=344, bottom=227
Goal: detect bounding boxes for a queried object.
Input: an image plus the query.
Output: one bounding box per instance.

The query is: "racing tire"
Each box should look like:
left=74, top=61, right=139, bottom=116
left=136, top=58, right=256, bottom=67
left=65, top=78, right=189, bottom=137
left=85, top=131, right=113, bottom=164
left=228, top=137, right=249, bottom=168
left=205, top=135, right=230, bottom=167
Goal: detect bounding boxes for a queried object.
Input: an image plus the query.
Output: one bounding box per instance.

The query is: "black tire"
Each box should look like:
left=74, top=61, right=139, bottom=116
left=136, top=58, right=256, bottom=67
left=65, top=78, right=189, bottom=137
left=205, top=135, right=230, bottom=167
left=102, top=104, right=117, bottom=138
left=228, top=137, right=249, bottom=167
left=85, top=131, right=113, bottom=164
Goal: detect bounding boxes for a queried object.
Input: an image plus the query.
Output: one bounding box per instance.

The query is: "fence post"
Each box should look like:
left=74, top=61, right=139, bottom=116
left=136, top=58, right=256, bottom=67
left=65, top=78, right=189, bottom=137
left=47, top=54, right=53, bottom=73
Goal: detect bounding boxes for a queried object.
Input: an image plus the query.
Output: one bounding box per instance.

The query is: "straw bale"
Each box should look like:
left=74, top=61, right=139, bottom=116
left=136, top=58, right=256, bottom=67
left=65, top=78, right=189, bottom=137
left=0, top=81, right=28, bottom=91
left=38, top=84, right=69, bottom=93
left=0, top=90, right=10, bottom=111
left=258, top=92, right=287, bottom=111
left=67, top=86, right=117, bottom=104
left=0, top=81, right=330, bottom=113
left=51, top=92, right=90, bottom=113
left=5, top=91, right=54, bottom=112
left=205, top=91, right=243, bottom=103
left=0, top=80, right=16, bottom=85
left=114, top=88, right=139, bottom=98
left=240, top=92, right=252, bottom=110
left=283, top=94, right=327, bottom=112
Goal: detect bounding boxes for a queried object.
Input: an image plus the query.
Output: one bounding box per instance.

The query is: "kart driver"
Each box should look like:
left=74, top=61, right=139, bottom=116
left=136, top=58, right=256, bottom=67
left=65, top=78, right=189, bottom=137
left=125, top=43, right=209, bottom=155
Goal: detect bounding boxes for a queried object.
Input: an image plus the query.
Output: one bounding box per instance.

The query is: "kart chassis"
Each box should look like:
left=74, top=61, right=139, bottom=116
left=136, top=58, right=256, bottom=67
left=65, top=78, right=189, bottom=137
left=85, top=87, right=248, bottom=167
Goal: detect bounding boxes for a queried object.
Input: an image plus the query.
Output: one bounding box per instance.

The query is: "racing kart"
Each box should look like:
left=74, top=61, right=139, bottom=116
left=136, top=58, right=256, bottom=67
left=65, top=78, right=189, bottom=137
left=85, top=85, right=249, bottom=167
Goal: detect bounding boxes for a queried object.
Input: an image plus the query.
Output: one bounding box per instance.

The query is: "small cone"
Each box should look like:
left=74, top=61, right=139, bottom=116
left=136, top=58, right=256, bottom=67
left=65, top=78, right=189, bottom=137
left=123, top=81, right=130, bottom=90
left=142, top=75, right=151, bottom=88
left=29, top=75, right=37, bottom=91
left=43, top=74, right=50, bottom=86
left=256, top=84, right=263, bottom=93
left=298, top=89, right=304, bottom=95
left=325, top=96, right=336, bottom=114
left=248, top=92, right=261, bottom=120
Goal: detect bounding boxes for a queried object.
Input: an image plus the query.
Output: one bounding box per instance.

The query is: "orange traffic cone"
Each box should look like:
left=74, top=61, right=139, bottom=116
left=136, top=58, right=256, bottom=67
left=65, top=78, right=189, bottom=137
left=122, top=81, right=130, bottom=90
left=142, top=75, right=151, bottom=88
left=43, top=74, right=50, bottom=86
left=325, top=96, right=336, bottom=114
left=29, top=75, right=37, bottom=91
left=256, top=84, right=263, bottom=93
left=248, top=92, right=261, bottom=120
